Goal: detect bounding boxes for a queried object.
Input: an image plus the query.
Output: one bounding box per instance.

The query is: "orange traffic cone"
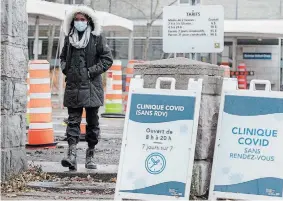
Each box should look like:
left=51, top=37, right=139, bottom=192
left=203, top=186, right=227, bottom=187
left=26, top=60, right=57, bottom=148
left=80, top=108, right=86, bottom=140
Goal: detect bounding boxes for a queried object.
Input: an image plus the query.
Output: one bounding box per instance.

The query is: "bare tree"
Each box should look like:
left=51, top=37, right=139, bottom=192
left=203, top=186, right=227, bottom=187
left=84, top=0, right=92, bottom=6
left=117, top=0, right=177, bottom=60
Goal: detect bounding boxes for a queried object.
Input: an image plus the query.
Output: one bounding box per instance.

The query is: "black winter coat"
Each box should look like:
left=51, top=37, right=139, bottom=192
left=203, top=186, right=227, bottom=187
left=60, top=34, right=113, bottom=108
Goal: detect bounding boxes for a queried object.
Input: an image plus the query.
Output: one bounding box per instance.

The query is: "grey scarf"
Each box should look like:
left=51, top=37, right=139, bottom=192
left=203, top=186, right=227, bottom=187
left=69, top=26, right=91, bottom=49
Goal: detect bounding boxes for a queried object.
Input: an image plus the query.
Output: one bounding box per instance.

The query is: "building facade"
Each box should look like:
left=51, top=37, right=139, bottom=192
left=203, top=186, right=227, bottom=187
left=29, top=0, right=283, bottom=90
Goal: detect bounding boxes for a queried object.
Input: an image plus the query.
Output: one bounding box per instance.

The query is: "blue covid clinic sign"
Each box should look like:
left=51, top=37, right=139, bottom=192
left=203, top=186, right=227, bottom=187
left=212, top=95, right=283, bottom=198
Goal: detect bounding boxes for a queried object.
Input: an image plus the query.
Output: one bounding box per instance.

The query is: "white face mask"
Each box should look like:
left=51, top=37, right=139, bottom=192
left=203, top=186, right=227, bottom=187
left=74, top=21, right=88, bottom=32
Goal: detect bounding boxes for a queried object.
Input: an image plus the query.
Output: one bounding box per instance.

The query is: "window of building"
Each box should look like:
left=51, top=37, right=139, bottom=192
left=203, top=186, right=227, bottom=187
left=200, top=53, right=211, bottom=63
left=107, top=38, right=129, bottom=60
left=65, top=0, right=84, bottom=4
left=179, top=0, right=201, bottom=4
left=216, top=41, right=233, bottom=66
left=148, top=39, right=163, bottom=60
left=133, top=26, right=147, bottom=37
left=134, top=39, right=164, bottom=60
left=28, top=25, right=61, bottom=37
left=104, top=30, right=130, bottom=38
left=133, top=26, right=162, bottom=38
left=28, top=38, right=60, bottom=66
left=133, top=39, right=145, bottom=60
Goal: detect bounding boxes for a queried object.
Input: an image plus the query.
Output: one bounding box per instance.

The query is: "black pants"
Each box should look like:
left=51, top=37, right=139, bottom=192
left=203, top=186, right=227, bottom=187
left=66, top=107, right=100, bottom=148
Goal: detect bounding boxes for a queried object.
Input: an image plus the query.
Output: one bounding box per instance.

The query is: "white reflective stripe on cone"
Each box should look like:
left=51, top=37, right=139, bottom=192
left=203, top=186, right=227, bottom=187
left=112, top=71, right=122, bottom=76
left=127, top=63, right=134, bottom=68
left=81, top=119, right=86, bottom=124
left=30, top=93, right=51, bottom=99
left=29, top=107, right=52, bottom=113
left=29, top=64, right=50, bottom=70
left=29, top=123, right=53, bottom=129
left=106, top=90, right=122, bottom=95
left=113, top=60, right=122, bottom=65
left=105, top=99, right=123, bottom=104
left=112, top=80, right=122, bottom=85
left=30, top=78, right=50, bottom=84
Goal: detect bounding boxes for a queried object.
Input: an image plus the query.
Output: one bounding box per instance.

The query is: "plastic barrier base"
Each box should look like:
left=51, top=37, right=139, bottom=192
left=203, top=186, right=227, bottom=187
left=100, top=113, right=125, bottom=118
left=26, top=142, right=58, bottom=149
left=79, top=134, right=86, bottom=141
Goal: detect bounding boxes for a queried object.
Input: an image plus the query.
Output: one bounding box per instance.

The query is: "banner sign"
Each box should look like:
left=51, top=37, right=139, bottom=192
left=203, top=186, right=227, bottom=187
left=115, top=77, right=202, bottom=200
left=243, top=53, right=272, bottom=60
left=230, top=71, right=255, bottom=76
left=209, top=79, right=283, bottom=200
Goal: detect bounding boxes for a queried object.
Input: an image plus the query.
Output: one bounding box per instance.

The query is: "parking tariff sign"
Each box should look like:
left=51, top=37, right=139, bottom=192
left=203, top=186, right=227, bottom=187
left=115, top=77, right=202, bottom=200
left=163, top=5, right=224, bottom=53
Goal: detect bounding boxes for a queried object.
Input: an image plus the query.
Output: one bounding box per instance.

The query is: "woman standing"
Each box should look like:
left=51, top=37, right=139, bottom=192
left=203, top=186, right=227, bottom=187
left=60, top=5, right=113, bottom=170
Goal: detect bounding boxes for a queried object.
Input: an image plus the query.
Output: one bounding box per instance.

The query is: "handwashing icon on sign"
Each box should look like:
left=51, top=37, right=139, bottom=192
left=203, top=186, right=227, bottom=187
left=145, top=152, right=166, bottom=175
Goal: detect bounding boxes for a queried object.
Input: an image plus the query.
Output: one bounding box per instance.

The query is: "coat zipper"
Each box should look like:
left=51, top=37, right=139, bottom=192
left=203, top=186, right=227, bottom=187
left=89, top=79, right=91, bottom=107
left=86, top=47, right=91, bottom=107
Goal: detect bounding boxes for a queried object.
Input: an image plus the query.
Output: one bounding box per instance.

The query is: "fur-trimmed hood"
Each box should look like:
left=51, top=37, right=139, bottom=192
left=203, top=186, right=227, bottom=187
left=63, top=5, right=102, bottom=36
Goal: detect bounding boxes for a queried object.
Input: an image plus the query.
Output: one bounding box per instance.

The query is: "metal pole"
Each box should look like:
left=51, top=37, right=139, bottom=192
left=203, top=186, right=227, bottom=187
left=280, top=38, right=283, bottom=90
left=236, top=0, right=238, bottom=19
left=128, top=31, right=134, bottom=60
left=51, top=38, right=61, bottom=94
left=232, top=37, right=237, bottom=71
left=211, top=53, right=217, bottom=65
left=191, top=0, right=196, bottom=60
left=150, top=0, right=153, bottom=21
left=109, top=0, right=112, bottom=13
left=34, top=16, right=39, bottom=60
left=280, top=0, right=282, bottom=19
left=278, top=38, right=282, bottom=91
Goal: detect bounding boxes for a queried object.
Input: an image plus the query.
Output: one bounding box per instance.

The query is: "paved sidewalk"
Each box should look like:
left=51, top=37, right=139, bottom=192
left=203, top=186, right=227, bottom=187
left=26, top=138, right=122, bottom=165
left=27, top=181, right=115, bottom=194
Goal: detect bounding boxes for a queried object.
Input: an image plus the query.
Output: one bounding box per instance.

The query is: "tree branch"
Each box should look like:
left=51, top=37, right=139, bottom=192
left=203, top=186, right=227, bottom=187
left=117, top=0, right=147, bottom=17
left=150, top=0, right=178, bottom=25
left=153, top=0, right=160, bottom=17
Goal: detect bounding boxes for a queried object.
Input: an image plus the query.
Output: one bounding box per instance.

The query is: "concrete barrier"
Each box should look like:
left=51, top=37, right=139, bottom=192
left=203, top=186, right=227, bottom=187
left=133, top=58, right=224, bottom=197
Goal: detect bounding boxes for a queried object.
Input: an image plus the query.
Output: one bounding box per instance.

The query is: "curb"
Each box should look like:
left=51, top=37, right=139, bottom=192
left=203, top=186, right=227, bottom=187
left=27, top=181, right=115, bottom=194
left=15, top=191, right=114, bottom=200
left=48, top=171, right=117, bottom=181
left=29, top=161, right=118, bottom=181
